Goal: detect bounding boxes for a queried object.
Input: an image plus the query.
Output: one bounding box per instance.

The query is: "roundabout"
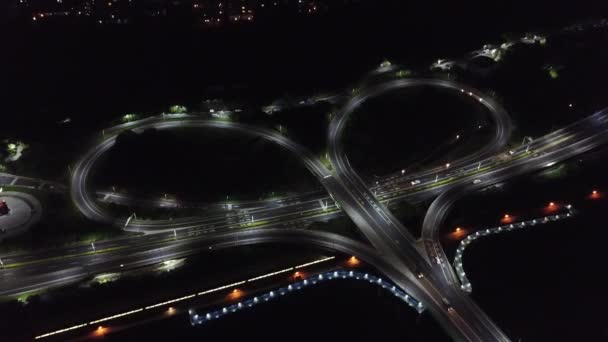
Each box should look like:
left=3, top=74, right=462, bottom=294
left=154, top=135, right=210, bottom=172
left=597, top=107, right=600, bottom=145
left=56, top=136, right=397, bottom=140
left=0, top=191, right=42, bottom=241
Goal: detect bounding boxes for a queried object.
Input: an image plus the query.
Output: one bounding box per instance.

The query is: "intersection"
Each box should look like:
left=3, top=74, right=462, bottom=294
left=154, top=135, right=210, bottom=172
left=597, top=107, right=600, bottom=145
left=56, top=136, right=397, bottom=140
left=3, top=78, right=608, bottom=341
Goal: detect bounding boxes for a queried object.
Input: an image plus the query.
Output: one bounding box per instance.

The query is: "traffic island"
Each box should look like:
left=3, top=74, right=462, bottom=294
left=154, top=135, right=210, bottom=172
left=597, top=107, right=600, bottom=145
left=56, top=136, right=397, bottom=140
left=0, top=192, right=42, bottom=241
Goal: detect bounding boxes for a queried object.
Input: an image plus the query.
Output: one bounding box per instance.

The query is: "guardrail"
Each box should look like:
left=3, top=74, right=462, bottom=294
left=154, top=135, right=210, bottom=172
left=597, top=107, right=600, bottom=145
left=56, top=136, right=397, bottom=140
left=189, top=269, right=424, bottom=326
left=453, top=206, right=575, bottom=292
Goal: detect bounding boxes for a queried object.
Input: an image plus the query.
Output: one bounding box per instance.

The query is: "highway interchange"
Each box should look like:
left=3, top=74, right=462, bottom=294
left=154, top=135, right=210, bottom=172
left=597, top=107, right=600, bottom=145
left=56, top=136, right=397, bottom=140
left=2, top=77, right=608, bottom=341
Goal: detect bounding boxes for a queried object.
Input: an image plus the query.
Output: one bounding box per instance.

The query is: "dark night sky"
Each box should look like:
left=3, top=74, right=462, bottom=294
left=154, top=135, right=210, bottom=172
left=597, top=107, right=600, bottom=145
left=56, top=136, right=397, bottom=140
left=2, top=0, right=607, bottom=130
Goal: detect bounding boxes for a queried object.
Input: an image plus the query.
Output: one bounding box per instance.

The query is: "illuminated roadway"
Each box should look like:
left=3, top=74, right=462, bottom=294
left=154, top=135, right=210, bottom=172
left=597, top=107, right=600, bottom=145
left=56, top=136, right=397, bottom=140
left=70, top=118, right=332, bottom=230
left=328, top=79, right=512, bottom=341
left=421, top=108, right=608, bottom=288
left=2, top=78, right=608, bottom=340
left=69, top=79, right=511, bottom=235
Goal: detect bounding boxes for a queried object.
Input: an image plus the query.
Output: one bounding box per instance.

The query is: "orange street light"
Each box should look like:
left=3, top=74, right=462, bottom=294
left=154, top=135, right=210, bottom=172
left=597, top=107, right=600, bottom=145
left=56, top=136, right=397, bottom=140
left=95, top=326, right=106, bottom=336
left=347, top=256, right=360, bottom=266
left=451, top=227, right=466, bottom=240
left=228, top=288, right=243, bottom=300
left=501, top=213, right=513, bottom=223
left=545, top=202, right=559, bottom=213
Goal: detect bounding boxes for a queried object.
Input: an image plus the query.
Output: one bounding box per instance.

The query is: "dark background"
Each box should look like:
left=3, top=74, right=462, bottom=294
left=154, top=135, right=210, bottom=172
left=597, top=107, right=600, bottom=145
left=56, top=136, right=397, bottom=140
left=3, top=0, right=607, bottom=134
left=2, top=1, right=608, bottom=341
left=92, top=128, right=322, bottom=202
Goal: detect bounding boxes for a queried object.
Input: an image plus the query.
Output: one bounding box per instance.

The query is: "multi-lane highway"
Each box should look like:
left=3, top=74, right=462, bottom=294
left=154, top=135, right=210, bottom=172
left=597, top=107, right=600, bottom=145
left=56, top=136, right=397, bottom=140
left=3, top=77, right=608, bottom=341
left=328, top=79, right=513, bottom=341
left=70, top=79, right=511, bottom=235
left=70, top=118, right=333, bottom=229
left=421, top=108, right=608, bottom=287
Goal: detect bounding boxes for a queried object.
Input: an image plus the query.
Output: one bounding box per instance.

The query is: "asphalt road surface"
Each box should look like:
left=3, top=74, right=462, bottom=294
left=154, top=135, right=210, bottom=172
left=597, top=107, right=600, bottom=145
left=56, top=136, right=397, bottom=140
left=3, top=78, right=608, bottom=341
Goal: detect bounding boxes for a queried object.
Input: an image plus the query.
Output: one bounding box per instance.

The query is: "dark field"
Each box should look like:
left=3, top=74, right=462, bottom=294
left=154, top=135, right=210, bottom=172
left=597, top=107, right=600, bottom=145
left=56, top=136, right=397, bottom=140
left=441, top=147, right=608, bottom=341
left=344, top=86, right=491, bottom=178
left=92, top=128, right=321, bottom=203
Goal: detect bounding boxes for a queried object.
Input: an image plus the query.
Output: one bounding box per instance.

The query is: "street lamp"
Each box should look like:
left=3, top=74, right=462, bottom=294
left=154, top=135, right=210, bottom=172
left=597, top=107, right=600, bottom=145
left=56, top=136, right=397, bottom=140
left=95, top=326, right=106, bottom=336
left=591, top=190, right=600, bottom=199
left=230, top=288, right=243, bottom=300
left=348, top=256, right=360, bottom=266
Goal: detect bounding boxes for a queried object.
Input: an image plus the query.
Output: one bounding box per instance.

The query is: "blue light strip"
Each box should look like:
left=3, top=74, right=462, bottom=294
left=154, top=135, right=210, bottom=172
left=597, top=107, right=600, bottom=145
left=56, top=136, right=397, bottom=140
left=188, top=269, right=424, bottom=326
left=453, top=206, right=575, bottom=292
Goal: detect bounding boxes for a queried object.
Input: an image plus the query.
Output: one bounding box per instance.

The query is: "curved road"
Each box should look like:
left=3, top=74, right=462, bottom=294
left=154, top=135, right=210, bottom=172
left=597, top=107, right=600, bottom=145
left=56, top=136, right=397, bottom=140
left=421, top=108, right=608, bottom=289
left=71, top=118, right=331, bottom=229
left=0, top=191, right=43, bottom=240
left=328, top=79, right=513, bottom=341
left=15, top=79, right=608, bottom=341
left=71, top=79, right=512, bottom=235
left=3, top=113, right=608, bottom=339
left=333, top=79, right=512, bottom=184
